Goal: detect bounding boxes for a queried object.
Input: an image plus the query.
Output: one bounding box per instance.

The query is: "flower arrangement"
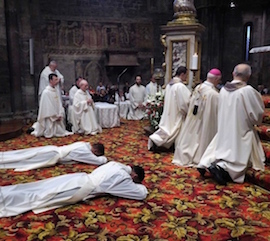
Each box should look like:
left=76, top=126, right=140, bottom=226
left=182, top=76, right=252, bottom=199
left=145, top=91, right=165, bottom=130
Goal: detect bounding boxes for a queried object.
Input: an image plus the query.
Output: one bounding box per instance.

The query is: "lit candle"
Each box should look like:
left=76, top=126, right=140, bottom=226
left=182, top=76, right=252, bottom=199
left=151, top=58, right=154, bottom=74
left=191, top=53, right=198, bottom=70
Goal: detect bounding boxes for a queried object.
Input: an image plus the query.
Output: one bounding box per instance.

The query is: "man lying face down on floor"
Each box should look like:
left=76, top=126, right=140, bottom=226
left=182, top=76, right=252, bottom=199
left=0, top=142, right=107, bottom=171
left=0, top=161, right=148, bottom=217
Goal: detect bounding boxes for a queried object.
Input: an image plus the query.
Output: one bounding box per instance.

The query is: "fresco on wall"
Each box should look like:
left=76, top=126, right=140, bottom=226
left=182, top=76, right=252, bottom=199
left=43, top=20, right=153, bottom=52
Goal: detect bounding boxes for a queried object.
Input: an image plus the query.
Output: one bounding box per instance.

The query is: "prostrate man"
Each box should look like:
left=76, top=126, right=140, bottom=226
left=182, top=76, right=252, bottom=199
left=0, top=161, right=148, bottom=217
left=72, top=79, right=102, bottom=135
left=197, top=64, right=265, bottom=185
left=31, top=74, right=73, bottom=138
left=145, top=73, right=163, bottom=100
left=148, top=66, right=191, bottom=151
left=172, top=68, right=221, bottom=167
left=38, top=60, right=64, bottom=102
left=127, top=75, right=147, bottom=120
left=0, top=142, right=107, bottom=171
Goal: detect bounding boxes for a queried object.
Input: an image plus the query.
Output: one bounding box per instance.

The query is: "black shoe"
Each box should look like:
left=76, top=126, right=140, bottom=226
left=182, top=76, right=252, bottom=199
left=149, top=142, right=158, bottom=153
left=208, top=164, right=227, bottom=185
left=218, top=166, right=232, bottom=182
left=197, top=168, right=206, bottom=177
left=26, top=127, right=34, bottom=134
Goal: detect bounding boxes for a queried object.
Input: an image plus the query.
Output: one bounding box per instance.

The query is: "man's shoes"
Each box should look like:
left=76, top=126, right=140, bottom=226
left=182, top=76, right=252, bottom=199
left=26, top=127, right=34, bottom=134
left=149, top=142, right=158, bottom=153
left=208, top=164, right=228, bottom=185
left=197, top=168, right=206, bottom=177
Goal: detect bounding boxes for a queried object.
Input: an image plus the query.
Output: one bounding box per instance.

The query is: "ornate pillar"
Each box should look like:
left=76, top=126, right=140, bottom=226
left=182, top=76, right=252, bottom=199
left=161, top=0, right=205, bottom=89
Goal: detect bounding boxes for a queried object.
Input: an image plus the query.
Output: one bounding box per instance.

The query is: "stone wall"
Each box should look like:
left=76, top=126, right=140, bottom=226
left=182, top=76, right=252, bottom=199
left=35, top=0, right=173, bottom=92
left=195, top=0, right=270, bottom=87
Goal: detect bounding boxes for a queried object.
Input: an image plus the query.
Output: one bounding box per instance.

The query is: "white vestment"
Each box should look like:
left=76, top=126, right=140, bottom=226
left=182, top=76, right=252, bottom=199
left=173, top=81, right=219, bottom=166
left=0, top=142, right=107, bottom=171
left=145, top=82, right=162, bottom=100
left=72, top=89, right=102, bottom=135
left=127, top=84, right=146, bottom=120
left=38, top=66, right=64, bottom=100
left=0, top=161, right=148, bottom=217
left=68, top=85, right=79, bottom=105
left=67, top=85, right=79, bottom=124
left=31, top=85, right=73, bottom=138
left=148, top=77, right=191, bottom=149
left=198, top=80, right=265, bottom=183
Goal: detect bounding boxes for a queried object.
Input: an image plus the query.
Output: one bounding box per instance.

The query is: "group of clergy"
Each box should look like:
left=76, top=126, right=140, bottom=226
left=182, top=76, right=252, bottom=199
left=149, top=64, right=265, bottom=185
left=31, top=62, right=102, bottom=138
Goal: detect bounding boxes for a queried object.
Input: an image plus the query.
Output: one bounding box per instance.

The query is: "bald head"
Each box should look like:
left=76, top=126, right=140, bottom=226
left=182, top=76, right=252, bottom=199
left=79, top=79, right=89, bottom=91
left=49, top=61, right=57, bottom=71
left=233, top=64, right=251, bottom=82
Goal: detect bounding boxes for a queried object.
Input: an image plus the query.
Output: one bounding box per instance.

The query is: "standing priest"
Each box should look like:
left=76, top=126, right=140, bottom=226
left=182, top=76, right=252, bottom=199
left=127, top=75, right=147, bottom=120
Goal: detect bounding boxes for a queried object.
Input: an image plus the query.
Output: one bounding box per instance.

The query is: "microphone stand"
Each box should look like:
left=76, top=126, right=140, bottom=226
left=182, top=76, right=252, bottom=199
left=117, top=68, right=128, bottom=121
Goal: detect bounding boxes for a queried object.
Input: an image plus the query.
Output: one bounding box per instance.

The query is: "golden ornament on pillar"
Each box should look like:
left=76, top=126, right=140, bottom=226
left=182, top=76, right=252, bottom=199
left=169, top=0, right=198, bottom=25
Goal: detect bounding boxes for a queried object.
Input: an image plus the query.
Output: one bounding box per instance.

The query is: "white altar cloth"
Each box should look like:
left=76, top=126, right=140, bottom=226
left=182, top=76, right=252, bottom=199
left=114, top=101, right=130, bottom=119
left=94, top=102, right=120, bottom=128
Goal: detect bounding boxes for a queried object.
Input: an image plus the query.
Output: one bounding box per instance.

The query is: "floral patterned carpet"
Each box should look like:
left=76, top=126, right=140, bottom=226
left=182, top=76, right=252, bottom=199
left=0, top=119, right=270, bottom=241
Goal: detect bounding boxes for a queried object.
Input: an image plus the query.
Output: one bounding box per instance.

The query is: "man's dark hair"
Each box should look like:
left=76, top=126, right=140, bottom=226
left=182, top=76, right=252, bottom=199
left=133, top=165, right=145, bottom=183
left=175, top=66, right=187, bottom=76
left=92, top=143, right=105, bottom=156
left=49, top=73, right=57, bottom=80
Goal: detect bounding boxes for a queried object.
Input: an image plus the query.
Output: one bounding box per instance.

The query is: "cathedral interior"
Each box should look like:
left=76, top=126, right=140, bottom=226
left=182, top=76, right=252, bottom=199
left=0, top=0, right=270, bottom=120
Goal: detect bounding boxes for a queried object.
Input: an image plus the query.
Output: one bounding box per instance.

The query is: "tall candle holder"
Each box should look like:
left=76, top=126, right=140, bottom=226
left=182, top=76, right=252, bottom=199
left=190, top=68, right=198, bottom=88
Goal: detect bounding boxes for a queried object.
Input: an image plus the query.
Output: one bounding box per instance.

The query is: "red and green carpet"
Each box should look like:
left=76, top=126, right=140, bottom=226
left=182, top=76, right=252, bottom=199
left=0, top=117, right=270, bottom=241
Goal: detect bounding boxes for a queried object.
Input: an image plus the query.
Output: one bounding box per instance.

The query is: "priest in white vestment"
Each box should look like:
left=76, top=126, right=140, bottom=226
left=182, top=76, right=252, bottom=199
left=145, top=74, right=163, bottom=100
left=0, top=161, right=148, bottom=217
left=0, top=142, right=107, bottom=171
left=172, top=68, right=221, bottom=167
left=68, top=77, right=83, bottom=124
left=148, top=66, right=191, bottom=150
left=38, top=60, right=64, bottom=102
left=31, top=74, right=73, bottom=138
left=71, top=79, right=102, bottom=135
left=197, top=64, right=265, bottom=184
left=127, top=75, right=147, bottom=120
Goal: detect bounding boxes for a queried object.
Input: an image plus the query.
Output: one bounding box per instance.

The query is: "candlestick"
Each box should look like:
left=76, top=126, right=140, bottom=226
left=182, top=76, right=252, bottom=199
left=191, top=53, right=198, bottom=70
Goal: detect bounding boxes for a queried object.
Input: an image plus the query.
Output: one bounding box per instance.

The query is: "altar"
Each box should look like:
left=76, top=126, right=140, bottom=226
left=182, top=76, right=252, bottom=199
left=94, top=102, right=120, bottom=128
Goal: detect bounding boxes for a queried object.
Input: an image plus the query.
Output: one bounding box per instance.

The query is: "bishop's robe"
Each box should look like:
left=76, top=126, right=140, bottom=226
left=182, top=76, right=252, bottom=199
left=173, top=81, right=219, bottom=166
left=72, top=89, right=102, bottom=135
left=31, top=85, right=73, bottom=138
left=127, top=84, right=146, bottom=120
left=0, top=142, right=107, bottom=171
left=197, top=80, right=265, bottom=183
left=148, top=77, right=191, bottom=149
left=0, top=161, right=148, bottom=217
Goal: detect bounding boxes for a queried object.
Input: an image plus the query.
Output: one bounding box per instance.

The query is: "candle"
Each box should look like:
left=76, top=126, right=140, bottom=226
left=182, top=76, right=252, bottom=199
left=191, top=53, right=198, bottom=70
left=151, top=58, right=154, bottom=74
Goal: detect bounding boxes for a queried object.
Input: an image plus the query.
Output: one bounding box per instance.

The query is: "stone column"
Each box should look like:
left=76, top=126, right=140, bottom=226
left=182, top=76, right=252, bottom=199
left=0, top=0, right=12, bottom=117
left=5, top=0, right=23, bottom=116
